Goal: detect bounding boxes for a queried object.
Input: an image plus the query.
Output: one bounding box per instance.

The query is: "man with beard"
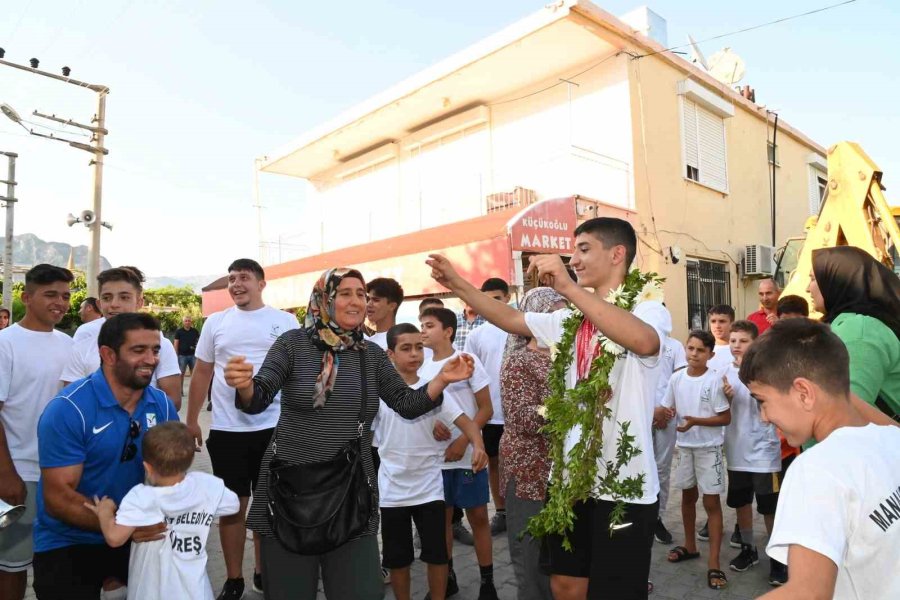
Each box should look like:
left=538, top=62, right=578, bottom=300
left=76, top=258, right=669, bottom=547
left=31, top=313, right=179, bottom=600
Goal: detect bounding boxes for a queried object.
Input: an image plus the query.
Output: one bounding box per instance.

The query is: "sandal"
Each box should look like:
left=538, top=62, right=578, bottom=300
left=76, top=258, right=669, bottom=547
left=667, top=546, right=701, bottom=563
left=647, top=580, right=654, bottom=594
left=707, top=569, right=728, bottom=590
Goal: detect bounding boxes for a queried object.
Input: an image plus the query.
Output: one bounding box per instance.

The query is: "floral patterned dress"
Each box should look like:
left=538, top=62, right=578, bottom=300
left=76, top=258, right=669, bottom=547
left=499, top=348, right=552, bottom=501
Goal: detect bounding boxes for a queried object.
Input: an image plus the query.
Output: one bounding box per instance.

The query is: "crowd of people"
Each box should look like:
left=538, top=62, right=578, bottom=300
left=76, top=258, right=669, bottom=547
left=0, top=216, right=897, bottom=600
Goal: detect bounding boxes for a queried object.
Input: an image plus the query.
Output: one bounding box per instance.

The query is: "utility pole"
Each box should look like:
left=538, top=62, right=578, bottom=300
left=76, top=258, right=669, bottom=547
left=0, top=54, right=109, bottom=296
left=87, top=91, right=107, bottom=293
left=0, top=152, right=17, bottom=311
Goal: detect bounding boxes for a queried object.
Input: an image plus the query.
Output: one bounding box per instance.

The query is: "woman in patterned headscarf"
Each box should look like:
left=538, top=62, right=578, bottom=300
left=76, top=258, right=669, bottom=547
left=498, top=286, right=566, bottom=600
left=225, top=268, right=474, bottom=600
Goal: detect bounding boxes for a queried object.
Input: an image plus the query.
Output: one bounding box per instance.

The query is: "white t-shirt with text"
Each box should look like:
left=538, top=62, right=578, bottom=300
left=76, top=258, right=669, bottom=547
left=116, top=471, right=240, bottom=600
left=377, top=377, right=446, bottom=507
left=0, top=324, right=73, bottom=481
left=418, top=350, right=490, bottom=470
left=662, top=368, right=730, bottom=448
left=723, top=363, right=780, bottom=472
left=60, top=317, right=180, bottom=387
left=463, top=322, right=507, bottom=424
left=525, top=301, right=669, bottom=505
left=195, top=306, right=299, bottom=432
left=767, top=424, right=900, bottom=600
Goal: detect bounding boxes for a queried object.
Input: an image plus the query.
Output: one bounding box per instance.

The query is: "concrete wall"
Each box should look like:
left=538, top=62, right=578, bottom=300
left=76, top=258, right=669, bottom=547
left=625, top=55, right=824, bottom=339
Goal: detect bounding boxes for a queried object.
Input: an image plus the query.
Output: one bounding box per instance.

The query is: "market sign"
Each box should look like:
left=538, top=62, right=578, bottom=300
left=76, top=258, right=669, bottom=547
left=507, top=196, right=577, bottom=254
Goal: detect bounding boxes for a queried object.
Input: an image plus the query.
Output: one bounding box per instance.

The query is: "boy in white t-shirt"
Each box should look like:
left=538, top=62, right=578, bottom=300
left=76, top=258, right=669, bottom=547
left=0, top=264, right=74, bottom=595
left=84, top=421, right=240, bottom=600
left=705, top=305, right=734, bottom=374
left=662, top=330, right=732, bottom=591
left=380, top=323, right=487, bottom=600
left=739, top=319, right=900, bottom=600
left=721, top=320, right=784, bottom=583
left=419, top=307, right=496, bottom=600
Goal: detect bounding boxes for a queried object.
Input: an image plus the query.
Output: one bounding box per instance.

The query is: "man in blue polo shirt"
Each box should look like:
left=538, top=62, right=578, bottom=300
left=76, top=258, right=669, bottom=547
left=32, top=313, right=179, bottom=600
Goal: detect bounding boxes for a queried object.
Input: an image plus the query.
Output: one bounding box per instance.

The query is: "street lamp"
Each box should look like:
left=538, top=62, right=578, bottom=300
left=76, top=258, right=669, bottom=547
left=0, top=54, right=109, bottom=296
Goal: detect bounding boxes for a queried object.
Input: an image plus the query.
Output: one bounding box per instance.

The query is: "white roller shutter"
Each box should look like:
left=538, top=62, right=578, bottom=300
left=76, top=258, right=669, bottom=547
left=681, top=97, right=728, bottom=193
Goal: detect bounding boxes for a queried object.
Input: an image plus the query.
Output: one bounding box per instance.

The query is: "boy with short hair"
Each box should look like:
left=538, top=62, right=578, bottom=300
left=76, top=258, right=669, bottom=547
left=84, top=421, right=240, bottom=600
left=775, top=295, right=809, bottom=319
left=381, top=323, right=488, bottom=600
left=419, top=307, right=497, bottom=600
left=739, top=319, right=900, bottom=600
left=663, top=330, right=732, bottom=590
left=706, top=305, right=735, bottom=373
left=721, top=321, right=786, bottom=583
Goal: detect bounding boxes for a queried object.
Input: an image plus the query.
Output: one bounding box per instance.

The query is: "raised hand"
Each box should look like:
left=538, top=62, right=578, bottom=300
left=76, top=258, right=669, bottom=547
left=722, top=376, right=734, bottom=401
left=438, top=354, right=474, bottom=384
left=426, top=254, right=464, bottom=291
left=526, top=254, right=575, bottom=294
left=224, top=355, right=254, bottom=390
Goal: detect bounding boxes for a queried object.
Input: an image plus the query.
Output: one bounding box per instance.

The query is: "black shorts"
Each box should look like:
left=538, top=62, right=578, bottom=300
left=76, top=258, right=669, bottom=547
left=540, top=497, right=658, bottom=599
left=726, top=470, right=779, bottom=514
left=207, top=428, right=274, bottom=497
left=33, top=543, right=130, bottom=600
left=482, top=424, right=504, bottom=458
left=380, top=501, right=448, bottom=568
left=779, top=453, right=797, bottom=485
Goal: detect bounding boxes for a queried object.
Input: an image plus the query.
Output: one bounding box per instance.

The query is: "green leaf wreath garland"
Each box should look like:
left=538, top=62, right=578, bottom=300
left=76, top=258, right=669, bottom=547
left=527, top=269, right=665, bottom=549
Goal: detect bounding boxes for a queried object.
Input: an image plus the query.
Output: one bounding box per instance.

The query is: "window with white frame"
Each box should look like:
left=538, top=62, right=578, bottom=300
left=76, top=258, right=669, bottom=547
left=681, top=97, right=729, bottom=192
left=808, top=166, right=827, bottom=216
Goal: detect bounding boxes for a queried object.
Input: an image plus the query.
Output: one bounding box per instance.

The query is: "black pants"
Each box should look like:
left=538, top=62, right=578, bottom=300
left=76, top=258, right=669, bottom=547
left=541, top=498, right=659, bottom=600
left=33, top=543, right=130, bottom=600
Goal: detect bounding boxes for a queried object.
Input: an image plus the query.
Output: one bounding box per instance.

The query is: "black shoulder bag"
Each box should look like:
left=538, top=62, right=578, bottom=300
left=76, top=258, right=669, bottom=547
left=266, top=349, right=375, bottom=555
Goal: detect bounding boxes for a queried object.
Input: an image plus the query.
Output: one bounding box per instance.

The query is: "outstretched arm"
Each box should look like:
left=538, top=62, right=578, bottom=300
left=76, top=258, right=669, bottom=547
left=427, top=255, right=531, bottom=336
left=83, top=496, right=134, bottom=548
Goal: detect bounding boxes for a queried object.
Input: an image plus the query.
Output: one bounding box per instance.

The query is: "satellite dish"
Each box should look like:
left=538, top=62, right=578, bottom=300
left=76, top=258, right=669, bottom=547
left=687, top=35, right=709, bottom=70
left=707, top=48, right=746, bottom=85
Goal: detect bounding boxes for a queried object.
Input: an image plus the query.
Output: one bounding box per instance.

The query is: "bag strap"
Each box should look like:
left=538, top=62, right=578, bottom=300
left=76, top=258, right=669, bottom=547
left=273, top=348, right=370, bottom=457
left=357, top=348, right=368, bottom=439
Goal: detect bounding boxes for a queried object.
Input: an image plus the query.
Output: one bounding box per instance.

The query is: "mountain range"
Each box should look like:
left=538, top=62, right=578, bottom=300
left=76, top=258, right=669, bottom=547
left=1, top=233, right=215, bottom=292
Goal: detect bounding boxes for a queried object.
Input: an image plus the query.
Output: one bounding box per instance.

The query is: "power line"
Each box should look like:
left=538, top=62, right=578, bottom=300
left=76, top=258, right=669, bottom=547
left=634, top=0, right=858, bottom=60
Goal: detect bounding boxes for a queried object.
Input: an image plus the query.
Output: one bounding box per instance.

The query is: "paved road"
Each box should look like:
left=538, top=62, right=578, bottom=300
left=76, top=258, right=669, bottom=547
left=25, top=376, right=775, bottom=599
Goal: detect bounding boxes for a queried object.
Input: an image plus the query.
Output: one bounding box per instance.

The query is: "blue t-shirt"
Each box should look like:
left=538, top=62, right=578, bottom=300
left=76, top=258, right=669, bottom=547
left=34, top=369, right=179, bottom=552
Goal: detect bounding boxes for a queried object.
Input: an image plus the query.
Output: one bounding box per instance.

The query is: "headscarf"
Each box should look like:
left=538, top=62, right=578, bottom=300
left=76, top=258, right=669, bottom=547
left=812, top=246, right=900, bottom=340
left=305, top=268, right=367, bottom=408
left=501, top=286, right=566, bottom=369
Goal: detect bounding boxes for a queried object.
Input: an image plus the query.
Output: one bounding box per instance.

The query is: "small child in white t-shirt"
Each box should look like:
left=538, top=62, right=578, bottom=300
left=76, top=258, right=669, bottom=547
left=662, top=330, right=732, bottom=590
left=380, top=323, right=487, bottom=600
left=721, top=320, right=784, bottom=582
left=85, top=421, right=240, bottom=600
left=738, top=318, right=900, bottom=600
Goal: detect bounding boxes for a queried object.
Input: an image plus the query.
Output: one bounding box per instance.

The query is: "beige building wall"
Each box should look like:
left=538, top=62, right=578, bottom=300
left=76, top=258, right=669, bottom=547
left=624, top=52, right=825, bottom=340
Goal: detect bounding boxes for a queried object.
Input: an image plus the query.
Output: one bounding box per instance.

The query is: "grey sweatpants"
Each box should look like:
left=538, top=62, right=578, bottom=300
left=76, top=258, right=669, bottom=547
left=505, top=478, right=553, bottom=600
left=260, top=534, right=383, bottom=600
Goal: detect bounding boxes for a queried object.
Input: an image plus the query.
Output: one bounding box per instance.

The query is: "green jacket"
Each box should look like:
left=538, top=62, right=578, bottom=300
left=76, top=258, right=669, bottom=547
left=832, top=312, right=900, bottom=415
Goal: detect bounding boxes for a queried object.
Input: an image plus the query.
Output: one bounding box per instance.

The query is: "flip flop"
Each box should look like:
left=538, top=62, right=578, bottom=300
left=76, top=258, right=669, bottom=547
left=667, top=545, right=701, bottom=563
left=708, top=569, right=728, bottom=590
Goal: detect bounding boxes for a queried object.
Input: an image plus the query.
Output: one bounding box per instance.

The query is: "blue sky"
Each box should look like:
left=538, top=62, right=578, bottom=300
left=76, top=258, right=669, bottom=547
left=0, top=0, right=896, bottom=277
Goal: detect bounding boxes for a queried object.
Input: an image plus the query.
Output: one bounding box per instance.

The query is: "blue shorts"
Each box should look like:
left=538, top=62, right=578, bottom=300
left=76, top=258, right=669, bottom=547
left=442, top=468, right=489, bottom=509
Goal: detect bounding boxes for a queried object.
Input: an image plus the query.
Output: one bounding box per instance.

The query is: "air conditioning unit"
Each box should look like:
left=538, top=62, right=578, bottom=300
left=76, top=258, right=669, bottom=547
left=744, top=244, right=776, bottom=277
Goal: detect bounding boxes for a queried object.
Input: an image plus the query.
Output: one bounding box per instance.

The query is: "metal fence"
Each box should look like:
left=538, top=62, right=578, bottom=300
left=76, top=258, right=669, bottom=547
left=686, top=259, right=732, bottom=330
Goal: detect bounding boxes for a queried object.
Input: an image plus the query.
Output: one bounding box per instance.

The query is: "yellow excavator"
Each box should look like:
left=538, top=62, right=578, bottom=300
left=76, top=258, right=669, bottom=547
left=776, top=142, right=900, bottom=315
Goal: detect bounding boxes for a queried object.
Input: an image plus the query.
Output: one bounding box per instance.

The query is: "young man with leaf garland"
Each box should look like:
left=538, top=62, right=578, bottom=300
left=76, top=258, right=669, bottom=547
left=427, top=217, right=670, bottom=600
